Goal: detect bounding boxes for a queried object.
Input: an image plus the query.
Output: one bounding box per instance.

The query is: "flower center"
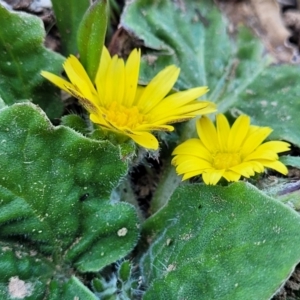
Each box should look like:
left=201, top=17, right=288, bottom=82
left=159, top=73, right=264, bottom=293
left=103, top=101, right=145, bottom=129
left=213, top=152, right=241, bottom=170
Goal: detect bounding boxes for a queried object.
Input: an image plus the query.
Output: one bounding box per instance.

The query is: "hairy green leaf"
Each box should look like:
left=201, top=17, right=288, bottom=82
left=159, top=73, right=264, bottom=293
left=235, top=65, right=300, bottom=146
left=0, top=103, right=139, bottom=296
left=121, top=0, right=300, bottom=222
left=280, top=155, right=300, bottom=168
left=0, top=245, right=97, bottom=299
left=142, top=183, right=300, bottom=299
left=51, top=0, right=90, bottom=56
left=121, top=0, right=300, bottom=149
left=77, top=0, right=109, bottom=80
left=0, top=6, right=64, bottom=119
left=121, top=0, right=267, bottom=93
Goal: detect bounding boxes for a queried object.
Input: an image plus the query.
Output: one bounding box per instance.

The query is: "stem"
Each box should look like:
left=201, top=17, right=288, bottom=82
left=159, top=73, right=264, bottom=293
left=149, top=162, right=181, bottom=215
left=149, top=55, right=270, bottom=215
left=150, top=119, right=196, bottom=214
left=112, top=178, right=145, bottom=222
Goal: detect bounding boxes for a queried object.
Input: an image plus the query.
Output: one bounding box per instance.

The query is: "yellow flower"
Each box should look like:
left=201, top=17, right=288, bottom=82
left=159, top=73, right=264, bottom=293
left=172, top=114, right=290, bottom=185
left=41, top=47, right=216, bottom=149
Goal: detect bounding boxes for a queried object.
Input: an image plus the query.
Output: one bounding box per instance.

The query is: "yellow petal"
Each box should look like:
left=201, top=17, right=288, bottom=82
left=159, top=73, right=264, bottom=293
left=216, top=114, right=230, bottom=152
left=90, top=112, right=111, bottom=128
left=202, top=170, right=224, bottom=185
left=245, top=161, right=265, bottom=173
left=65, top=55, right=95, bottom=91
left=66, top=86, right=98, bottom=113
left=105, top=55, right=125, bottom=105
left=95, top=46, right=111, bottom=106
left=244, top=149, right=278, bottom=162
left=181, top=170, right=204, bottom=181
left=247, top=125, right=260, bottom=135
left=147, top=115, right=196, bottom=125
left=124, top=48, right=140, bottom=107
left=172, top=155, right=197, bottom=167
left=172, top=139, right=212, bottom=161
left=148, top=87, right=209, bottom=115
left=227, top=115, right=251, bottom=151
left=149, top=101, right=216, bottom=123
left=254, top=141, right=290, bottom=154
left=134, top=85, right=145, bottom=103
left=241, top=127, right=273, bottom=157
left=64, top=55, right=97, bottom=99
left=196, top=116, right=219, bottom=152
left=135, top=123, right=174, bottom=132
left=138, top=65, right=180, bottom=113
left=229, top=162, right=259, bottom=177
left=222, top=170, right=241, bottom=182
left=126, top=131, right=159, bottom=149
left=41, top=71, right=74, bottom=93
left=258, top=160, right=288, bottom=175
left=175, top=157, right=213, bottom=174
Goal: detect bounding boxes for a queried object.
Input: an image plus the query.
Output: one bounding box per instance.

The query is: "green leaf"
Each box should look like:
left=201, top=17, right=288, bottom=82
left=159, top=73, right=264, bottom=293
left=66, top=201, right=139, bottom=272
left=121, top=0, right=300, bottom=213
left=0, top=243, right=52, bottom=299
left=235, top=65, right=300, bottom=147
left=61, top=114, right=90, bottom=135
left=77, top=0, right=109, bottom=80
left=0, top=6, right=64, bottom=119
left=119, top=260, right=131, bottom=282
left=0, top=103, right=139, bottom=296
left=121, top=0, right=268, bottom=93
left=122, top=0, right=300, bottom=149
left=280, top=155, right=300, bottom=168
left=142, top=183, right=300, bottom=299
left=62, top=277, right=97, bottom=300
left=51, top=0, right=90, bottom=56
left=0, top=245, right=97, bottom=299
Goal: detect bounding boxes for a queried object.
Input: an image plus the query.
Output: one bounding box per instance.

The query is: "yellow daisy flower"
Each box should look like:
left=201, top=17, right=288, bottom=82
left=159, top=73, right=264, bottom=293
left=172, top=114, right=290, bottom=185
left=41, top=47, right=216, bottom=149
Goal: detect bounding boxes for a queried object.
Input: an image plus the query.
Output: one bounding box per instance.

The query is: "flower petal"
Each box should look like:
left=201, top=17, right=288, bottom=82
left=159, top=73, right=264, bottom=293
left=149, top=101, right=216, bottom=123
left=90, top=112, right=110, bottom=128
left=222, top=170, right=241, bottom=182
left=202, top=170, right=224, bottom=185
left=95, top=46, right=111, bottom=106
left=244, top=149, right=278, bottom=162
left=172, top=139, right=212, bottom=161
left=41, top=71, right=74, bottom=93
left=227, top=115, right=250, bottom=151
left=137, top=65, right=180, bottom=113
left=254, top=141, right=290, bottom=154
left=135, top=123, right=174, bottom=132
left=171, top=113, right=289, bottom=184
left=105, top=55, right=125, bottom=105
left=229, top=161, right=261, bottom=177
left=65, top=55, right=96, bottom=92
left=66, top=87, right=98, bottom=113
left=182, top=170, right=204, bottom=181
left=216, top=114, right=230, bottom=151
left=196, top=116, right=219, bottom=152
left=148, top=87, right=209, bottom=115
left=64, top=55, right=97, bottom=99
left=174, top=156, right=213, bottom=174
left=126, top=131, right=159, bottom=149
left=241, top=126, right=273, bottom=157
left=124, top=49, right=140, bottom=107
left=258, top=160, right=288, bottom=175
